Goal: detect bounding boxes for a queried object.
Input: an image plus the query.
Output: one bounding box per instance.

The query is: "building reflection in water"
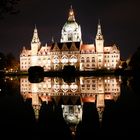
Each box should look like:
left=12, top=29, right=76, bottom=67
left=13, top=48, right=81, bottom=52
left=20, top=76, right=121, bottom=135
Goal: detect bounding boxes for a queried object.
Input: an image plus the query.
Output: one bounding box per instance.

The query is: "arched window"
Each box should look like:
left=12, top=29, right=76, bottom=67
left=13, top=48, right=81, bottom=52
left=81, top=57, right=84, bottom=62
left=61, top=55, right=68, bottom=63
left=70, top=55, right=77, bottom=63
left=53, top=55, right=59, bottom=64
left=86, top=57, right=90, bottom=62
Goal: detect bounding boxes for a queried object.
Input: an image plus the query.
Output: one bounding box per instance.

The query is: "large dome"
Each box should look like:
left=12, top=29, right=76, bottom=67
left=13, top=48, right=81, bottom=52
left=60, top=6, right=82, bottom=42
left=63, top=21, right=79, bottom=32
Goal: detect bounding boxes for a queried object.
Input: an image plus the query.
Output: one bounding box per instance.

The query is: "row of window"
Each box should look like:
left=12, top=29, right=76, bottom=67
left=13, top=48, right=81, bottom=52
left=81, top=79, right=117, bottom=84
left=81, top=63, right=116, bottom=67
left=81, top=87, right=120, bottom=91
left=81, top=84, right=118, bottom=87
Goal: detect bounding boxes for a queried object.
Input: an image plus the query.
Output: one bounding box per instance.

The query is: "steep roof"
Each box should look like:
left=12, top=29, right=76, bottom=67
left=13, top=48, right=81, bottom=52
left=51, top=42, right=80, bottom=51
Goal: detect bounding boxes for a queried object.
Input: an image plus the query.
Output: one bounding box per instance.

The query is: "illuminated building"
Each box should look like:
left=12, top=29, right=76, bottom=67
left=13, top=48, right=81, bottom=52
left=20, top=6, right=120, bottom=71
left=20, top=76, right=121, bottom=123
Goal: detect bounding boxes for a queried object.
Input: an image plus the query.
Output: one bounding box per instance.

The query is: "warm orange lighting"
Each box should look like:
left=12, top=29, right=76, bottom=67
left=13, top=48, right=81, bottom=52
left=82, top=97, right=95, bottom=102
left=70, top=11, right=73, bottom=16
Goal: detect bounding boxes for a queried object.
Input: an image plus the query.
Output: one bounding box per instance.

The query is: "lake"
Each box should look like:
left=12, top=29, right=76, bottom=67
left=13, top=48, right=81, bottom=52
left=0, top=75, right=140, bottom=139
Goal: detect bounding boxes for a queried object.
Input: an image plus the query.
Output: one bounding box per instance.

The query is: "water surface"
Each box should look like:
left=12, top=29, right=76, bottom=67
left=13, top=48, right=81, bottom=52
left=0, top=76, right=140, bottom=139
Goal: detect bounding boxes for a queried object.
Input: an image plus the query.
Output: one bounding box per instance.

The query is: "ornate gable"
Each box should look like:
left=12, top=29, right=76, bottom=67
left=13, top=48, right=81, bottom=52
left=61, top=43, right=69, bottom=51
left=20, top=46, right=31, bottom=57
left=111, top=44, right=119, bottom=53
left=52, top=43, right=60, bottom=52
left=70, top=42, right=78, bottom=51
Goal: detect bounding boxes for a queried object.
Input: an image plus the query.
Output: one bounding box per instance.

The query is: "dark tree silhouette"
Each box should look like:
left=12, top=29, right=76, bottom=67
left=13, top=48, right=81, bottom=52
left=128, top=46, right=140, bottom=70
left=0, top=52, right=6, bottom=70
left=121, top=61, right=127, bottom=70
left=6, top=52, right=19, bottom=70
left=0, top=0, right=20, bottom=19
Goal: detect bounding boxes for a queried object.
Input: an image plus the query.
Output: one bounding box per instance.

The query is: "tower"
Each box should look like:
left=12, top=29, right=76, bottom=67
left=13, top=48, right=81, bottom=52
left=31, top=25, right=41, bottom=56
left=60, top=6, right=82, bottom=43
left=96, top=93, right=105, bottom=123
left=95, top=20, right=104, bottom=53
left=95, top=20, right=104, bottom=68
left=32, top=93, right=41, bottom=121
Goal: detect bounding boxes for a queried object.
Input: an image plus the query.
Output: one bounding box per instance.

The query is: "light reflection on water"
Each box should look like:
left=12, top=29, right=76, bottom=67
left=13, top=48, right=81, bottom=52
left=0, top=76, right=140, bottom=139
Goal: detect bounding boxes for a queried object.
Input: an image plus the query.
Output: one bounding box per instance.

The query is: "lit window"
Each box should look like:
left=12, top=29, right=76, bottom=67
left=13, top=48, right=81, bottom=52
left=61, top=55, right=68, bottom=63
left=86, top=57, right=90, bottom=62
left=70, top=55, right=77, bottom=63
left=81, top=57, right=84, bottom=62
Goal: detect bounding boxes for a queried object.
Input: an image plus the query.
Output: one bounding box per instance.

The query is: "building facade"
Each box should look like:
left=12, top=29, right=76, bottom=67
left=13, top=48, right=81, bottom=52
left=20, top=7, right=120, bottom=71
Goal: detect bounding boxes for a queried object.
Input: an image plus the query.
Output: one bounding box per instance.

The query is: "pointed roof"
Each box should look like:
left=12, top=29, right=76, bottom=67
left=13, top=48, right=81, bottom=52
left=80, top=44, right=95, bottom=52
left=96, top=20, right=104, bottom=40
left=61, top=43, right=69, bottom=51
left=51, top=36, right=54, bottom=43
left=97, top=19, right=102, bottom=35
left=31, top=25, right=41, bottom=43
left=52, top=42, right=60, bottom=51
left=97, top=107, right=104, bottom=124
left=51, top=42, right=80, bottom=51
left=32, top=105, right=41, bottom=121
left=70, top=42, right=78, bottom=51
left=68, top=5, right=75, bottom=22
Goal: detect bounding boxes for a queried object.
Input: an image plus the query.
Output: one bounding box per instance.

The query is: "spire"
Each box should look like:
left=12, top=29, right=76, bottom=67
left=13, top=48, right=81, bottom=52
left=51, top=36, right=54, bottom=43
left=68, top=5, right=75, bottom=22
left=31, top=25, right=41, bottom=44
left=96, top=19, right=103, bottom=40
left=97, top=107, right=104, bottom=125
left=32, top=105, right=41, bottom=121
left=97, top=19, right=102, bottom=35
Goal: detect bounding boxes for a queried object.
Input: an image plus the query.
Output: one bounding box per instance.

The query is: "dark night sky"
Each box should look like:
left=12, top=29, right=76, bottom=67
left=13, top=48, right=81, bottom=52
left=0, top=0, right=140, bottom=60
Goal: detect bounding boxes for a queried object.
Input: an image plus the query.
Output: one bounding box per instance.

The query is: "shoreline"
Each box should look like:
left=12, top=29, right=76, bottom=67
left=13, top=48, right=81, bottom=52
left=2, top=69, right=136, bottom=77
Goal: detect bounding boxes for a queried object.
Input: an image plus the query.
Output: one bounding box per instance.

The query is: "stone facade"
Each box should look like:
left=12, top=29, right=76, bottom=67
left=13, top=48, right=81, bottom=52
left=20, top=7, right=120, bottom=71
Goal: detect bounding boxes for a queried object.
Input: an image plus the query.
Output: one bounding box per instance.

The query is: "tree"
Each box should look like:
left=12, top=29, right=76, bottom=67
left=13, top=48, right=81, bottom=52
left=0, top=0, right=20, bottom=19
left=0, top=52, right=6, bottom=70
left=121, top=61, right=127, bottom=70
left=128, top=46, right=140, bottom=70
left=6, top=52, right=19, bottom=71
